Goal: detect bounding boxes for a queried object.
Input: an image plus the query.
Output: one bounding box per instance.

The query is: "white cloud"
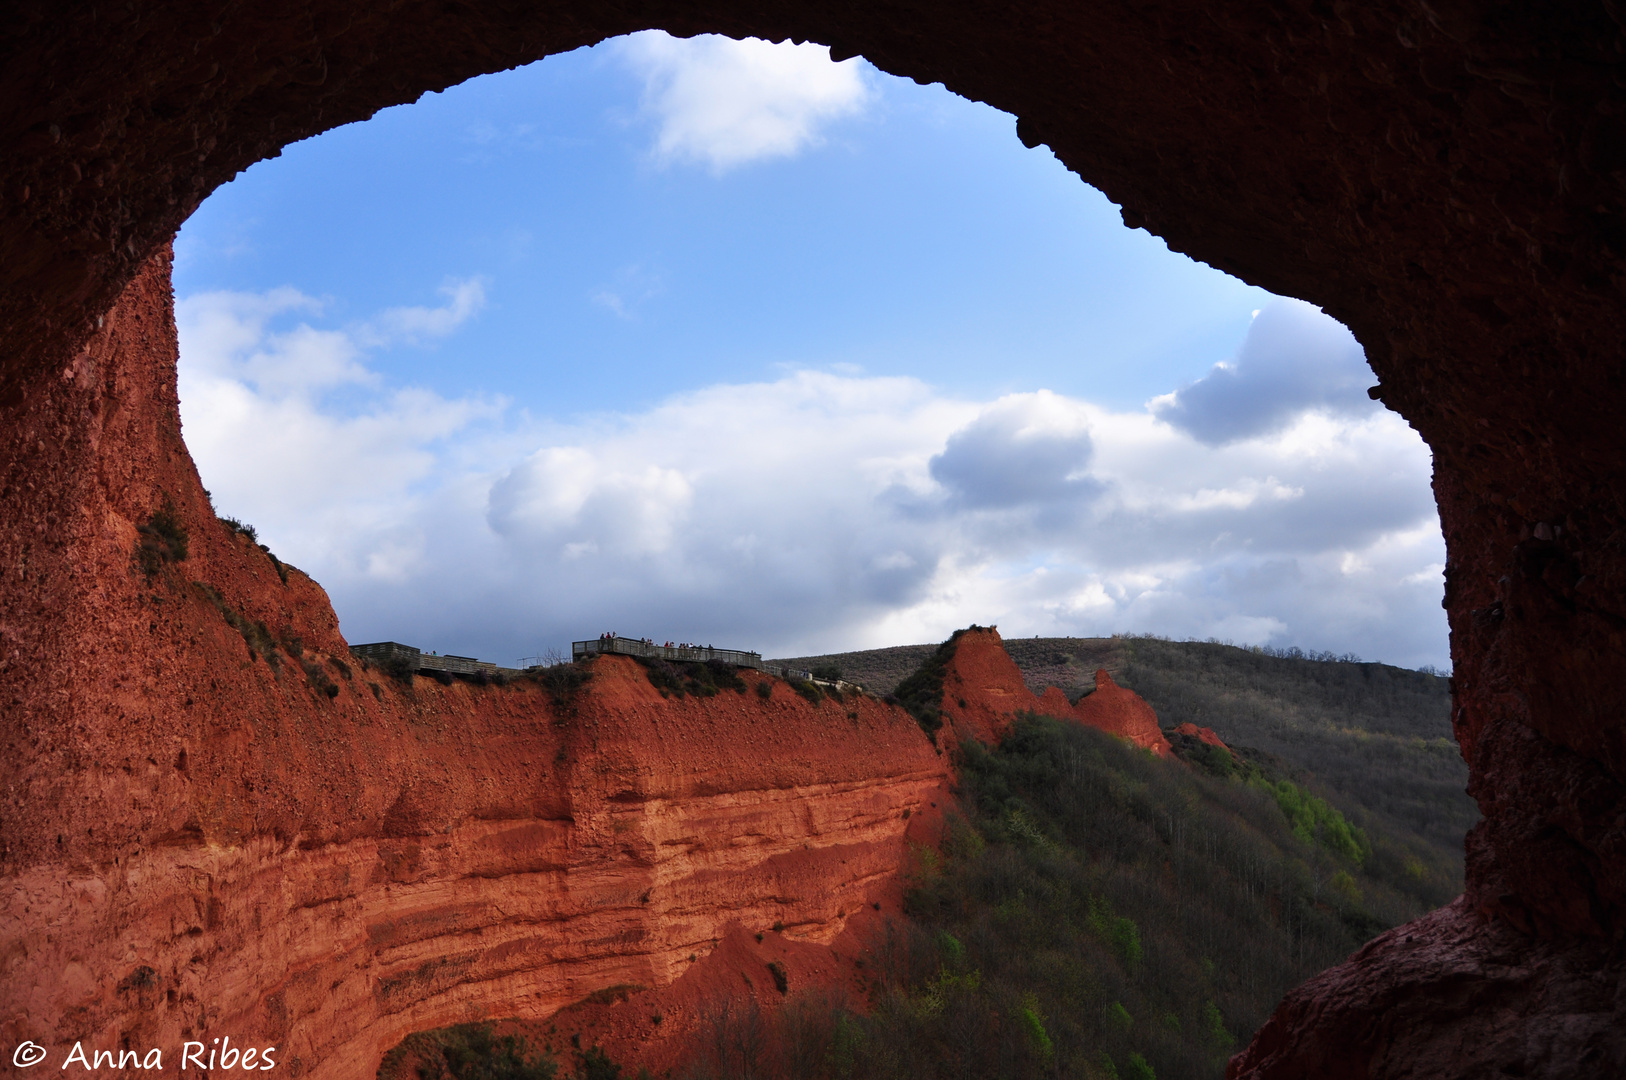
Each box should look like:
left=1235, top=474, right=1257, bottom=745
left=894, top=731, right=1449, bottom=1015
left=615, top=31, right=873, bottom=172
left=178, top=292, right=1449, bottom=671
left=1151, top=297, right=1374, bottom=444
left=176, top=287, right=504, bottom=571
left=354, top=278, right=487, bottom=347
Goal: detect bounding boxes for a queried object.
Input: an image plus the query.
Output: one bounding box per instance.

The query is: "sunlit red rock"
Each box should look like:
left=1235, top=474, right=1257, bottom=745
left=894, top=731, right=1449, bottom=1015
left=935, top=626, right=1042, bottom=745
left=1073, top=670, right=1173, bottom=757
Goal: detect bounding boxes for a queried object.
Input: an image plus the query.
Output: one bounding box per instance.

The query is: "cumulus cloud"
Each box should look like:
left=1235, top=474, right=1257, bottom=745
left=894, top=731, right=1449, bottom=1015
left=1150, top=298, right=1375, bottom=444
left=176, top=287, right=504, bottom=572
left=926, top=392, right=1101, bottom=511
left=179, top=290, right=1448, bottom=670
left=615, top=31, right=873, bottom=171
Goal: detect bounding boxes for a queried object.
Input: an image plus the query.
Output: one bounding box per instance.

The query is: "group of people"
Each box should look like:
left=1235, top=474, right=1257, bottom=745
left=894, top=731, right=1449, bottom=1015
left=596, top=633, right=714, bottom=651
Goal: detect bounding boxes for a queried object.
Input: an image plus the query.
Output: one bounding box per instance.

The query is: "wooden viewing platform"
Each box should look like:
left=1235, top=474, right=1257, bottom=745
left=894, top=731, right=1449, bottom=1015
left=573, top=636, right=763, bottom=669
left=349, top=641, right=515, bottom=677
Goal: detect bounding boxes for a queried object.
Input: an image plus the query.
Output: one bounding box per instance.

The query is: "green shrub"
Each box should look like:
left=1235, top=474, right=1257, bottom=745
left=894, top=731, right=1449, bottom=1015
left=890, top=635, right=958, bottom=742
left=705, top=658, right=747, bottom=693
left=1125, top=1051, right=1157, bottom=1080
left=531, top=661, right=593, bottom=710
left=1266, top=779, right=1369, bottom=864
left=853, top=714, right=1458, bottom=1079
left=755, top=680, right=773, bottom=700
left=642, top=658, right=744, bottom=699
left=258, top=543, right=290, bottom=584
left=194, top=583, right=280, bottom=671
left=577, top=1045, right=621, bottom=1080
left=219, top=516, right=257, bottom=543
left=812, top=664, right=843, bottom=681
left=379, top=1022, right=557, bottom=1080
left=1019, top=996, right=1054, bottom=1063
left=134, top=497, right=189, bottom=577
left=381, top=654, right=418, bottom=684
left=302, top=658, right=339, bottom=698
left=1201, top=1002, right=1234, bottom=1055
left=788, top=678, right=824, bottom=706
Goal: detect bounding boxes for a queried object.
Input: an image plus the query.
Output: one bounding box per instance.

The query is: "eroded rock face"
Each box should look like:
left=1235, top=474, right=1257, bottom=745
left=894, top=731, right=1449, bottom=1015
left=0, top=253, right=948, bottom=1074
left=937, top=627, right=1042, bottom=745
left=1075, top=669, right=1172, bottom=758
left=4, top=4, right=1626, bottom=1076
left=937, top=629, right=1171, bottom=757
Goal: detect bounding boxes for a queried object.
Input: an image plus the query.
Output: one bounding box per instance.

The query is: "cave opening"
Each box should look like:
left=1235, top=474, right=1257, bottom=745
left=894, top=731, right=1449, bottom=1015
left=170, top=32, right=1445, bottom=676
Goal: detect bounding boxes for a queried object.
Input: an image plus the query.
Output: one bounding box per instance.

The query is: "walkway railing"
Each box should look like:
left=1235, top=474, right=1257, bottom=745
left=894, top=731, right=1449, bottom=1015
left=573, top=637, right=762, bottom=669
left=349, top=641, right=500, bottom=676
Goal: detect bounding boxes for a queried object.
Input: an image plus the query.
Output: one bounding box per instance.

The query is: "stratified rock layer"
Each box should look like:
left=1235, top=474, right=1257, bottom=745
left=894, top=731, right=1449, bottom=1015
left=0, top=254, right=948, bottom=1075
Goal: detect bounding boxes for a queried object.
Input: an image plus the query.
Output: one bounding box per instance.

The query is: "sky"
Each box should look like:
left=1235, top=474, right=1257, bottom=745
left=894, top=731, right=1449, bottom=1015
left=173, top=32, right=1449, bottom=670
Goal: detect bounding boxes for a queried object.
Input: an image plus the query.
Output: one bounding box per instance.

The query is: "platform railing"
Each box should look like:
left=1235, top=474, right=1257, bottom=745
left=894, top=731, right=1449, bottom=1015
left=572, top=637, right=762, bottom=668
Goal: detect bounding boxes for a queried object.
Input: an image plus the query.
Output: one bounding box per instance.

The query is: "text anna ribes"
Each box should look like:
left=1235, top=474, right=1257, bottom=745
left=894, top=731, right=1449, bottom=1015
left=10, top=1037, right=279, bottom=1070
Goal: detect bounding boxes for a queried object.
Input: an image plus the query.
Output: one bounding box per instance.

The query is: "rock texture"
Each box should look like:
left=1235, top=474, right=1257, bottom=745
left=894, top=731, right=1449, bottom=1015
left=936, top=627, right=1040, bottom=746
left=5, top=4, right=1626, bottom=1076
left=0, top=254, right=949, bottom=1075
left=1231, top=897, right=1626, bottom=1079
left=937, top=629, right=1169, bottom=757
left=1075, top=670, right=1173, bottom=758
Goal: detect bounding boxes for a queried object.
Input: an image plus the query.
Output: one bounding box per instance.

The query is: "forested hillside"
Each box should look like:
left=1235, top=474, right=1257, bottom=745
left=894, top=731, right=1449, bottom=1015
left=676, top=709, right=1463, bottom=1080
left=773, top=636, right=1474, bottom=879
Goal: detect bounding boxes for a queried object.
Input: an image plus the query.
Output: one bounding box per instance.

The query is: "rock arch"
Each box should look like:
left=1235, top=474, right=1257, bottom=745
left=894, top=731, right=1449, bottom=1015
left=3, top=3, right=1624, bottom=1075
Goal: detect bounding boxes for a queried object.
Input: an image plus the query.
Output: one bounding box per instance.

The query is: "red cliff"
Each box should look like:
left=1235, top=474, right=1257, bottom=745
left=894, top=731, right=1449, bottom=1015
left=0, top=254, right=951, bottom=1077
left=935, top=629, right=1171, bottom=759
left=935, top=626, right=1041, bottom=745
left=1074, top=670, right=1173, bottom=758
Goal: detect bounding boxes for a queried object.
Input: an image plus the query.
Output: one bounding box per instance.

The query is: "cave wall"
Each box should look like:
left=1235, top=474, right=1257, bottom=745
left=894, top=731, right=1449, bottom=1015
left=4, top=2, right=1626, bottom=1075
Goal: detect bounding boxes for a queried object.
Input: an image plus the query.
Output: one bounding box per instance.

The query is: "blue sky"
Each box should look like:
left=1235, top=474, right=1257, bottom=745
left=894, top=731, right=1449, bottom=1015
left=173, top=33, right=1449, bottom=669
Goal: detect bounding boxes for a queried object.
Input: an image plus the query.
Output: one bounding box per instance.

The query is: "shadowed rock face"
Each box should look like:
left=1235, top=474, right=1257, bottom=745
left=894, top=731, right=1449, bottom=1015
left=4, top=3, right=1626, bottom=1075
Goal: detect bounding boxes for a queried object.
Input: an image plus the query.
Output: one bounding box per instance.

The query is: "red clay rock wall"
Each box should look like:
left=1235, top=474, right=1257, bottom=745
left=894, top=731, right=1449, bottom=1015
left=938, top=631, right=1171, bottom=759
left=935, top=627, right=1041, bottom=746
left=0, top=253, right=948, bottom=1075
left=1073, top=670, right=1173, bottom=758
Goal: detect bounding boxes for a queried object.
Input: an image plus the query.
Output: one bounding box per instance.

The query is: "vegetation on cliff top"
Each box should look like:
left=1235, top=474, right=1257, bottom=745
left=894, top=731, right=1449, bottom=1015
left=886, top=626, right=991, bottom=743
